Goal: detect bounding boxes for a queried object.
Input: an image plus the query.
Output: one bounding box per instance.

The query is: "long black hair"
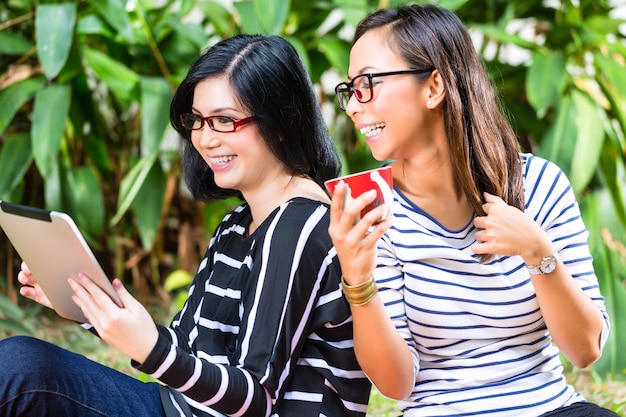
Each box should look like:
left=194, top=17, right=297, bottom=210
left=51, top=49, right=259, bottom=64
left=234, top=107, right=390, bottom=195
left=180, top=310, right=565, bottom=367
left=170, top=34, right=341, bottom=201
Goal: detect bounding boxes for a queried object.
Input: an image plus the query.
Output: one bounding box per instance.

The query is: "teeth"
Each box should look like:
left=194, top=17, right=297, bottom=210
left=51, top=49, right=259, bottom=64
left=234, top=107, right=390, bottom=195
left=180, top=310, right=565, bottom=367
left=360, top=123, right=385, bottom=137
left=211, top=156, right=236, bottom=165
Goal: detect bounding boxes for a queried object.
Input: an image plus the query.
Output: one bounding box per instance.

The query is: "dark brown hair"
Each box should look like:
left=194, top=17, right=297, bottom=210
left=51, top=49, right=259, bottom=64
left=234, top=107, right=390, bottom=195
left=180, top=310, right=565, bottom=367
left=355, top=4, right=524, bottom=214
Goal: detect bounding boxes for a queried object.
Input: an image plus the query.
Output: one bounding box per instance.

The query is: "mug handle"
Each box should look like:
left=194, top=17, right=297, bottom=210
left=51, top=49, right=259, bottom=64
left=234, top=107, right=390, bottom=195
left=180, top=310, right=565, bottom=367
left=369, top=170, right=393, bottom=221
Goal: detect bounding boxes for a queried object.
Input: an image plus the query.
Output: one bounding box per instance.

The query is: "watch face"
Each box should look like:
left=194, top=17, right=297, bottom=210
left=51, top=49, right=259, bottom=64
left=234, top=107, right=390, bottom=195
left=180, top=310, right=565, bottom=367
left=540, top=255, right=557, bottom=274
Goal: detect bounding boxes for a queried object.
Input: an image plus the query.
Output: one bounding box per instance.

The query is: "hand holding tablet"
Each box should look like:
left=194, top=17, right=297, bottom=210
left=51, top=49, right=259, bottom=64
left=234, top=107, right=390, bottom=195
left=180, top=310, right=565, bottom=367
left=0, top=201, right=122, bottom=323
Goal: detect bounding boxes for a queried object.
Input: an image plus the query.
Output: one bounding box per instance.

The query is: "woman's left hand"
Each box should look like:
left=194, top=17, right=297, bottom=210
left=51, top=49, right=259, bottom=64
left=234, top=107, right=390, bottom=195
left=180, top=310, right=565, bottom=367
left=471, top=192, right=553, bottom=263
left=69, top=274, right=159, bottom=364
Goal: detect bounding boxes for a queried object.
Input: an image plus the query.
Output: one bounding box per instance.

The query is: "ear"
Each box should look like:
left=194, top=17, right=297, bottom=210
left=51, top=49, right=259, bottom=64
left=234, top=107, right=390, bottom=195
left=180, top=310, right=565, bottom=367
left=425, top=69, right=445, bottom=109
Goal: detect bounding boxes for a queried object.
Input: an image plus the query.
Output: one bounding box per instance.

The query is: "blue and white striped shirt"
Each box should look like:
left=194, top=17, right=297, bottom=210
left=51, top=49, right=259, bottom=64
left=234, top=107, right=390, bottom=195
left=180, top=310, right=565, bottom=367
left=376, top=154, right=609, bottom=416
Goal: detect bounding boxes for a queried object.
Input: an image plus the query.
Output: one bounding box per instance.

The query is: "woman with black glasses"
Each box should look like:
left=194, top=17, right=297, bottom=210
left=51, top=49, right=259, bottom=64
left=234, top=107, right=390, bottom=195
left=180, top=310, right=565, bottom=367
left=328, top=4, right=615, bottom=417
left=1, top=34, right=371, bottom=417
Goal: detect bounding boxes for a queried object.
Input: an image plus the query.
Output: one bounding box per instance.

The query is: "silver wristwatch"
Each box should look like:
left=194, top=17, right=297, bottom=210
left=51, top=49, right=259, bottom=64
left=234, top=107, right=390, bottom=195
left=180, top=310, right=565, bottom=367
left=525, top=252, right=558, bottom=275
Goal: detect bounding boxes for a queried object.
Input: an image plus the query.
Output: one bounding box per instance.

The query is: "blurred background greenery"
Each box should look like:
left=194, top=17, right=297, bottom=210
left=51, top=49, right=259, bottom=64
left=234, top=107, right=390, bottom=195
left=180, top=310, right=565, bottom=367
left=1, top=0, right=625, bottom=415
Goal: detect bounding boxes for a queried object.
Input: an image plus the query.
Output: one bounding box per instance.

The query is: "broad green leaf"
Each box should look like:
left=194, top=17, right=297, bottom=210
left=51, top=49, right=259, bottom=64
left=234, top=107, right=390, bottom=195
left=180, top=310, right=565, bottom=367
left=140, top=77, right=173, bottom=153
left=537, top=94, right=576, bottom=177
left=235, top=1, right=264, bottom=34
left=133, top=162, right=165, bottom=249
left=594, top=53, right=626, bottom=141
left=331, top=0, right=369, bottom=27
left=31, top=84, right=72, bottom=177
left=68, top=166, right=105, bottom=240
left=76, top=14, right=115, bottom=37
left=526, top=51, right=566, bottom=118
left=253, top=0, right=290, bottom=35
left=0, top=133, right=33, bottom=200
left=580, top=191, right=626, bottom=376
left=285, top=36, right=310, bottom=74
left=35, top=3, right=77, bottom=80
left=0, top=31, right=33, bottom=55
left=599, top=146, right=626, bottom=226
left=317, top=38, right=350, bottom=77
left=111, top=154, right=158, bottom=225
left=569, top=89, right=604, bottom=195
left=88, top=0, right=133, bottom=42
left=470, top=24, right=538, bottom=49
left=0, top=76, right=46, bottom=136
left=83, top=48, right=139, bottom=102
left=44, top=160, right=64, bottom=212
left=199, top=1, right=236, bottom=37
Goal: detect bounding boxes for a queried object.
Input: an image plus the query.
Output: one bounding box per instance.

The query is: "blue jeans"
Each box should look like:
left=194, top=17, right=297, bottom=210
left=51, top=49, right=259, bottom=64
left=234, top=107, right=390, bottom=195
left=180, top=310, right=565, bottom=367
left=0, top=336, right=165, bottom=417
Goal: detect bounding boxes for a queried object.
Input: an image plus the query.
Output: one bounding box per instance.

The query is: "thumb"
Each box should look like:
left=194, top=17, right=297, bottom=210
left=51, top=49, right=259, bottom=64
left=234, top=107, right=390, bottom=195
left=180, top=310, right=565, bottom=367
left=111, top=278, right=134, bottom=307
left=483, top=192, right=505, bottom=205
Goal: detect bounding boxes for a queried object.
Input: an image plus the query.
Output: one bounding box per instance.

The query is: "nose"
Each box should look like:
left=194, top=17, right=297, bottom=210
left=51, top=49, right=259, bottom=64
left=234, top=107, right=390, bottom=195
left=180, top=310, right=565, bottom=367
left=195, top=124, right=220, bottom=148
left=344, top=92, right=362, bottom=118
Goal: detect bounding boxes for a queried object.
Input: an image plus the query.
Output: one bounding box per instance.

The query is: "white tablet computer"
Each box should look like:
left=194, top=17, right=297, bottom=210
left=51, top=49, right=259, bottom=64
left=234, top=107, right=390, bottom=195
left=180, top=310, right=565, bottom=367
left=0, top=200, right=122, bottom=323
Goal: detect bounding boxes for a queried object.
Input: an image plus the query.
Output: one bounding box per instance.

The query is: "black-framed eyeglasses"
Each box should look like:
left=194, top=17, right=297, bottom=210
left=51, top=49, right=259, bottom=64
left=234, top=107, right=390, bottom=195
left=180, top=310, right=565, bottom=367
left=334, top=68, right=434, bottom=111
left=180, top=114, right=255, bottom=133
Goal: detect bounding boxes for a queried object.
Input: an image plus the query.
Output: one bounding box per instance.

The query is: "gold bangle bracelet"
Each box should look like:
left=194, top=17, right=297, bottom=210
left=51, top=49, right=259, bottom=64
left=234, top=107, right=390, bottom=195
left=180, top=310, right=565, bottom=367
left=341, top=275, right=378, bottom=306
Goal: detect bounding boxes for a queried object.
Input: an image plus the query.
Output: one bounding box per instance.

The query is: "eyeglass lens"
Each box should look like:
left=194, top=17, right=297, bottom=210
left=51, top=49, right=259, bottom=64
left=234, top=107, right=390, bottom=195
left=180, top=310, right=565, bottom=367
left=337, top=74, right=372, bottom=110
left=180, top=114, right=245, bottom=133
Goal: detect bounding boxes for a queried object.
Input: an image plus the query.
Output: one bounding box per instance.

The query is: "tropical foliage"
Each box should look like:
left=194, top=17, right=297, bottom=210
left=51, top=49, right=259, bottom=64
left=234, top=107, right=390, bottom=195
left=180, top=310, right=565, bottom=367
left=1, top=0, right=625, bottom=379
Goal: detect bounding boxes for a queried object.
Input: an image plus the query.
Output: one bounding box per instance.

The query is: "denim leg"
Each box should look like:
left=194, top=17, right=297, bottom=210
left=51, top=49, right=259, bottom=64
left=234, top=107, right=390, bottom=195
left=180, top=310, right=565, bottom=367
left=0, top=336, right=165, bottom=417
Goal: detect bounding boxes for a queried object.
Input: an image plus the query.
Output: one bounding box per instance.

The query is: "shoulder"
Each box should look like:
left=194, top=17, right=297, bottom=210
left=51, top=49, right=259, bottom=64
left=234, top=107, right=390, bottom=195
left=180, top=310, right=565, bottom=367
left=265, top=198, right=332, bottom=245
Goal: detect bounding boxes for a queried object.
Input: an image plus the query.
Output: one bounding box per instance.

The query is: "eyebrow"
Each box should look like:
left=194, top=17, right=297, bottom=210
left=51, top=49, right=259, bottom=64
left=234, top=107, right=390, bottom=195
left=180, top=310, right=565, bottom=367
left=348, top=66, right=379, bottom=80
left=190, top=105, right=241, bottom=115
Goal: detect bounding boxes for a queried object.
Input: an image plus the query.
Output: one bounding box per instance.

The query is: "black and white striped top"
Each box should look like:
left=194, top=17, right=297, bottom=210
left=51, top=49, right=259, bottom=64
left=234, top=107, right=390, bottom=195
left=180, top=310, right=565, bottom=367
left=377, top=154, right=610, bottom=416
left=135, top=197, right=371, bottom=416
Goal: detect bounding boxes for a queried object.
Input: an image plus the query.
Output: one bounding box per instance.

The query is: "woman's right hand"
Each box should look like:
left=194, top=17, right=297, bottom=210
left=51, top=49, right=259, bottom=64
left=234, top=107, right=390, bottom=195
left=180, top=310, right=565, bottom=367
left=17, top=262, right=53, bottom=310
left=328, top=181, right=391, bottom=285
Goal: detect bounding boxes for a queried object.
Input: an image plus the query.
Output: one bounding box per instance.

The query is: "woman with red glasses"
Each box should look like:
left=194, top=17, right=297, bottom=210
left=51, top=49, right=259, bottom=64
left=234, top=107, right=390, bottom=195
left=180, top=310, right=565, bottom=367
left=328, top=4, right=616, bottom=417
left=1, top=34, right=370, bottom=417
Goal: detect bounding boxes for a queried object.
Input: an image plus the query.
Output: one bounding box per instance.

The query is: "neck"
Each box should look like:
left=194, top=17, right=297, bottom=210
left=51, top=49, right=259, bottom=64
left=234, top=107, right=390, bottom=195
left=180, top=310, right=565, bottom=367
left=244, top=174, right=329, bottom=234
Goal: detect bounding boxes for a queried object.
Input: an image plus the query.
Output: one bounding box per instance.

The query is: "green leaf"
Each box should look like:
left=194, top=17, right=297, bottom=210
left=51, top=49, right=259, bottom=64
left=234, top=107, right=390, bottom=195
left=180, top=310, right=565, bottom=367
left=133, top=162, right=165, bottom=250
left=0, top=76, right=46, bottom=136
left=537, top=94, right=576, bottom=177
left=331, top=0, right=369, bottom=27
left=76, top=14, right=115, bottom=37
left=88, top=0, right=133, bottom=42
left=68, top=166, right=105, bottom=241
left=594, top=53, right=626, bottom=141
left=0, top=294, right=25, bottom=320
left=140, top=77, right=173, bottom=153
left=83, top=48, right=139, bottom=102
left=569, top=89, right=604, bottom=195
left=31, top=84, right=72, bottom=177
left=235, top=1, right=264, bottom=34
left=526, top=51, right=567, bottom=118
left=35, top=3, right=77, bottom=80
left=0, top=31, right=33, bottom=55
left=317, top=37, right=350, bottom=78
left=111, top=155, right=158, bottom=225
left=285, top=36, right=310, bottom=74
left=253, top=0, right=290, bottom=35
left=164, top=269, right=194, bottom=292
left=0, top=133, right=33, bottom=200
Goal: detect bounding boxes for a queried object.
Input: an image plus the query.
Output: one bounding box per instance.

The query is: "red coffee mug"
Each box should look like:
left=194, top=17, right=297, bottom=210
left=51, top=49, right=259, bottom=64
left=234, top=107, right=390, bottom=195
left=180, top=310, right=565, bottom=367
left=324, top=166, right=393, bottom=221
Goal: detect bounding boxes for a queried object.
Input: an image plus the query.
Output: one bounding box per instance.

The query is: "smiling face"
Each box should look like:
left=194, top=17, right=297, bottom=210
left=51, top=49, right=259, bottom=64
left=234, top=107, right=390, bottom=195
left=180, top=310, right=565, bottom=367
left=346, top=28, right=439, bottom=162
left=190, top=76, right=284, bottom=196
